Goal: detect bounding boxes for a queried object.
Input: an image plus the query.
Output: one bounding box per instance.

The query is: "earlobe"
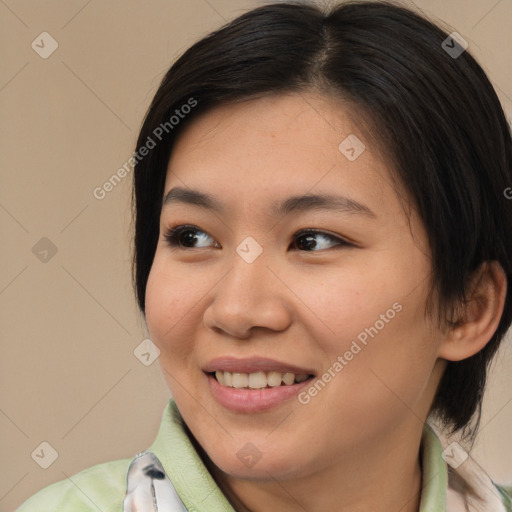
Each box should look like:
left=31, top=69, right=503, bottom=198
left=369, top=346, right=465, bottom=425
left=438, top=261, right=507, bottom=362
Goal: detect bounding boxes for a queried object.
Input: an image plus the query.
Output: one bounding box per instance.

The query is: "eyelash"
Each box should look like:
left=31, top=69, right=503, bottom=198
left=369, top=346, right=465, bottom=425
left=162, top=224, right=351, bottom=252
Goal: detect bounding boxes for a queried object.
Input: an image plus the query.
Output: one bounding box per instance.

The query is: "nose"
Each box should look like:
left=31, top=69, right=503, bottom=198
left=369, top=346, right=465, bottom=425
left=203, top=250, right=292, bottom=339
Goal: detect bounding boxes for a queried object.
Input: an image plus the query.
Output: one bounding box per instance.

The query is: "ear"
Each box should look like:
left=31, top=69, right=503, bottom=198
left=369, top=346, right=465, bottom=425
left=438, top=261, right=507, bottom=362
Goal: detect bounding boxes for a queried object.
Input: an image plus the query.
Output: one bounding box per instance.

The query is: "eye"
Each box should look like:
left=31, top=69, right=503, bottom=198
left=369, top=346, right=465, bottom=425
left=163, top=225, right=220, bottom=249
left=163, top=225, right=350, bottom=252
left=291, top=229, right=350, bottom=251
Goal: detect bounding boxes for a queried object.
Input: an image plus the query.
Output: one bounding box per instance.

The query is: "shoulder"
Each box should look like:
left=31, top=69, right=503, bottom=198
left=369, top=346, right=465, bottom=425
left=496, top=484, right=512, bottom=512
left=16, top=456, right=132, bottom=512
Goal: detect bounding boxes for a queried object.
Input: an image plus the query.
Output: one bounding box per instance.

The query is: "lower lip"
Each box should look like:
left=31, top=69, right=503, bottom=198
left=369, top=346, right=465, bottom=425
left=206, top=373, right=313, bottom=413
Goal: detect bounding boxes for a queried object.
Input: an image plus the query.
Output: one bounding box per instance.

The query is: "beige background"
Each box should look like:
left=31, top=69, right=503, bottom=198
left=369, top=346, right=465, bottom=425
left=1, top=0, right=511, bottom=510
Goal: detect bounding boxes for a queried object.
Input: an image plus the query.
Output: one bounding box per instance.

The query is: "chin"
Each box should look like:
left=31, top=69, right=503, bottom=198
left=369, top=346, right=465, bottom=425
left=206, top=443, right=307, bottom=482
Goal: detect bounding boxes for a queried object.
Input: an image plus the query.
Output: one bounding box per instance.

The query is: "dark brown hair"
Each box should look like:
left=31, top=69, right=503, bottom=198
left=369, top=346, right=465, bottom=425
left=132, top=1, right=512, bottom=439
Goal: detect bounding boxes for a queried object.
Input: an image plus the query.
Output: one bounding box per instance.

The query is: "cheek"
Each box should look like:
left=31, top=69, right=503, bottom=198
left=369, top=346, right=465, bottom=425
left=285, top=262, right=399, bottom=348
left=144, top=257, right=199, bottom=359
left=329, top=289, right=438, bottom=426
left=297, top=257, right=438, bottom=410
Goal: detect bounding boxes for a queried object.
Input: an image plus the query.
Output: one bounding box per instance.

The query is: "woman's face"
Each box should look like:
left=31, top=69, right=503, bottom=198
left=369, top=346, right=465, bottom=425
left=145, top=92, right=447, bottom=480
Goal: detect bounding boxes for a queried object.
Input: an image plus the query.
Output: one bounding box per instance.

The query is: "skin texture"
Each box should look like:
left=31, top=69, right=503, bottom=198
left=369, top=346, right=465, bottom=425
left=144, top=92, right=507, bottom=512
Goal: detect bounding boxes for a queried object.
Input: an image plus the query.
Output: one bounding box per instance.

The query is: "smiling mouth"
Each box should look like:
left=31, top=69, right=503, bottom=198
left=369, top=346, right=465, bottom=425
left=209, top=370, right=314, bottom=389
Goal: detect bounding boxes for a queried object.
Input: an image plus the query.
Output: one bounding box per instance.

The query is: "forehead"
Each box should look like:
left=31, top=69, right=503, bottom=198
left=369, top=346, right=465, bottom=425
left=164, top=92, right=404, bottom=222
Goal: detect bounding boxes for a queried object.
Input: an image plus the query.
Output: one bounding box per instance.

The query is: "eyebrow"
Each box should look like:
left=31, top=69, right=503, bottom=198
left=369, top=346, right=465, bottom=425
left=162, top=186, right=377, bottom=219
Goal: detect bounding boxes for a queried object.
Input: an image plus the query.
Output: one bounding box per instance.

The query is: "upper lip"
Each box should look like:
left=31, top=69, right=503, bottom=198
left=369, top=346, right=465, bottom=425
left=203, top=357, right=315, bottom=375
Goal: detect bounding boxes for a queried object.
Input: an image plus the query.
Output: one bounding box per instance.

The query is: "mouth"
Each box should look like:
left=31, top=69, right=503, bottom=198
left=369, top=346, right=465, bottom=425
left=203, top=357, right=317, bottom=412
left=208, top=370, right=314, bottom=389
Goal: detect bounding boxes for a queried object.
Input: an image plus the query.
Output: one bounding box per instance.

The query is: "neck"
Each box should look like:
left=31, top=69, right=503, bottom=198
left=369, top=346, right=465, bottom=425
left=203, top=423, right=425, bottom=512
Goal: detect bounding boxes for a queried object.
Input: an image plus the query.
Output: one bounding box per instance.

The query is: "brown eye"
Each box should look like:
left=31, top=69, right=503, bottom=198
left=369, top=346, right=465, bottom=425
left=291, top=230, right=349, bottom=251
left=164, top=225, right=220, bottom=248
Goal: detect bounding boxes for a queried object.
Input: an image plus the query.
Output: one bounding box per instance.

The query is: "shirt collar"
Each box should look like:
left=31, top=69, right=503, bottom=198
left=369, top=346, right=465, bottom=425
left=147, top=399, right=449, bottom=511
left=418, top=422, right=448, bottom=511
left=148, top=399, right=235, bottom=511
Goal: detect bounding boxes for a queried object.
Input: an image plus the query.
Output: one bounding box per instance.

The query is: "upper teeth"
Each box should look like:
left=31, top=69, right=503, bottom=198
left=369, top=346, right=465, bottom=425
left=215, top=370, right=310, bottom=389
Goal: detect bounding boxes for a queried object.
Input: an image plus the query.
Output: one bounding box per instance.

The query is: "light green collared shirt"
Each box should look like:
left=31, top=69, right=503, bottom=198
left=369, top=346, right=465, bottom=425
left=16, top=399, right=511, bottom=511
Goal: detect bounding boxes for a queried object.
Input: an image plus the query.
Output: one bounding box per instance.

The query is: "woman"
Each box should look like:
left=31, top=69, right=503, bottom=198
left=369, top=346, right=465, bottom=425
left=16, top=1, right=512, bottom=510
